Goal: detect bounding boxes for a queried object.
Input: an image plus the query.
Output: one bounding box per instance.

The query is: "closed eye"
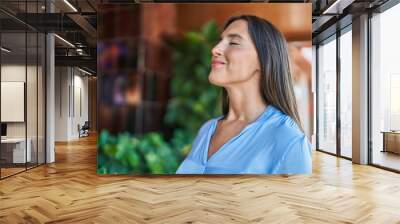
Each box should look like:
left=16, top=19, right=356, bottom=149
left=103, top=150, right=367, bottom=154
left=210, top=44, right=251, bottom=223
left=229, top=42, right=239, bottom=45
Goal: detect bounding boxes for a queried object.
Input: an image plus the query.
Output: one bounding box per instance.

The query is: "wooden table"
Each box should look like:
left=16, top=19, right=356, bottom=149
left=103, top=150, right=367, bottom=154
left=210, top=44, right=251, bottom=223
left=381, top=131, right=400, bottom=154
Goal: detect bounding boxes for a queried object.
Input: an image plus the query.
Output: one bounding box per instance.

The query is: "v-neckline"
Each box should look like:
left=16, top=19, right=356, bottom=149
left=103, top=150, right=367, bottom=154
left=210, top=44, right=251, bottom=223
left=204, top=105, right=272, bottom=163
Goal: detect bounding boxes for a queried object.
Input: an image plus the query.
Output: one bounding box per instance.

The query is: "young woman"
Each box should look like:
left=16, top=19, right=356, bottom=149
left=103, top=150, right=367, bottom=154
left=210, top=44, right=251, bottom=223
left=176, top=15, right=312, bottom=174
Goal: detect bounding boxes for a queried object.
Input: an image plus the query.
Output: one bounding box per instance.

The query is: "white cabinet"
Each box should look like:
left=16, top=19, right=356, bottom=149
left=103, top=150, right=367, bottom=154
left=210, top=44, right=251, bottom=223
left=1, top=138, right=32, bottom=163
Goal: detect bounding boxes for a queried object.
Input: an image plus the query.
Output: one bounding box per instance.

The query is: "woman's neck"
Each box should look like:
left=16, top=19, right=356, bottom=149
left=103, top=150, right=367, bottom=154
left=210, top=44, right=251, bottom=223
left=224, top=85, right=267, bottom=123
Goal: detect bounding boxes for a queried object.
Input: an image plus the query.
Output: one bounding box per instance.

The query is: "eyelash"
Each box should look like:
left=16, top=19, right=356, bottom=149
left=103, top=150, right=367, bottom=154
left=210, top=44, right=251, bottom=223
left=229, top=42, right=239, bottom=45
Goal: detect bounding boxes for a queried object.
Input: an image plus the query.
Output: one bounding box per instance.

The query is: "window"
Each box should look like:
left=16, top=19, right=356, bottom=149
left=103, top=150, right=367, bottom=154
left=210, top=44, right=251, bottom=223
left=371, top=2, right=400, bottom=171
left=0, top=1, right=47, bottom=179
left=318, top=36, right=337, bottom=154
left=339, top=28, right=352, bottom=158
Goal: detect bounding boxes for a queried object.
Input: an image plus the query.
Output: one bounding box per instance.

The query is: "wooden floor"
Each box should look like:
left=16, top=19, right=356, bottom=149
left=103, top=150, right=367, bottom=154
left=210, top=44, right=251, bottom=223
left=1, top=135, right=400, bottom=223
left=373, top=150, right=400, bottom=171
left=1, top=167, right=26, bottom=178
left=1, top=163, right=44, bottom=178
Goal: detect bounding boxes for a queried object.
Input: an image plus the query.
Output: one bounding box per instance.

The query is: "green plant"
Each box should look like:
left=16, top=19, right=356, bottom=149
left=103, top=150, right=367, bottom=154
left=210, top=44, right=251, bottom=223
left=165, top=20, right=222, bottom=136
left=98, top=130, right=179, bottom=174
left=98, top=20, right=221, bottom=174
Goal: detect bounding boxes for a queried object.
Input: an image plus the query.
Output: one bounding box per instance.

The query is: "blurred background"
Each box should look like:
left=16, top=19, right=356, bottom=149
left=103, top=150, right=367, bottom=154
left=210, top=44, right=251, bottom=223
left=97, top=3, right=312, bottom=174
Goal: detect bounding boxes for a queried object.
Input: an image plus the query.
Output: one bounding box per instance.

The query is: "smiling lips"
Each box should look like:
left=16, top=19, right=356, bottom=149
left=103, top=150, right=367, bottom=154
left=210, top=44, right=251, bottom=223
left=211, top=59, right=226, bottom=68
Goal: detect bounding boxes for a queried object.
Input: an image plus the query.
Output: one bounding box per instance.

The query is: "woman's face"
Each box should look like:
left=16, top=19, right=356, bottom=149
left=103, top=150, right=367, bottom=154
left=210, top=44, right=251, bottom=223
left=209, top=19, right=261, bottom=87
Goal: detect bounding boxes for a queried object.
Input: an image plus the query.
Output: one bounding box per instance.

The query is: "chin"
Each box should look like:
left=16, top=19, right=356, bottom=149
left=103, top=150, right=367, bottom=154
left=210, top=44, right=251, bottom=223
left=208, top=73, right=226, bottom=87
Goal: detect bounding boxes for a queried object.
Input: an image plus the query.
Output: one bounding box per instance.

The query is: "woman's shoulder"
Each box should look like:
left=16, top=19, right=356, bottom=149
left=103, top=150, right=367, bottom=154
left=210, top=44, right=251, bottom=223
left=264, top=106, right=304, bottom=139
left=263, top=107, right=312, bottom=174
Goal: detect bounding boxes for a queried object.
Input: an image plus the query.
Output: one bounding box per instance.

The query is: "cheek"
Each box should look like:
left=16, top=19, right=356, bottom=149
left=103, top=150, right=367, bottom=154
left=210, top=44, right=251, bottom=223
left=208, top=49, right=260, bottom=86
left=227, top=50, right=259, bottom=78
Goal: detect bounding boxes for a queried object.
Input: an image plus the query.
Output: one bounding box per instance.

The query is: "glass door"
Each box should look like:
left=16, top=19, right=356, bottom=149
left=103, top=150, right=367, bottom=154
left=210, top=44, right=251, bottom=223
left=317, top=36, right=337, bottom=155
left=339, top=27, right=352, bottom=159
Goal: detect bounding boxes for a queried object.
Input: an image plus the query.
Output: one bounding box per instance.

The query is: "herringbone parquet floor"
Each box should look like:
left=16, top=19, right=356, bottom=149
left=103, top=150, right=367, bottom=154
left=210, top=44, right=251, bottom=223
left=1, top=135, right=400, bottom=223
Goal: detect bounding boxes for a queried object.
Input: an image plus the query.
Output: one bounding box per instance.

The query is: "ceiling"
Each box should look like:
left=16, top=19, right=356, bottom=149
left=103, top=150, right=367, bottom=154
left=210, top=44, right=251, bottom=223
left=0, top=0, right=98, bottom=73
left=2, top=0, right=392, bottom=73
left=312, top=0, right=391, bottom=43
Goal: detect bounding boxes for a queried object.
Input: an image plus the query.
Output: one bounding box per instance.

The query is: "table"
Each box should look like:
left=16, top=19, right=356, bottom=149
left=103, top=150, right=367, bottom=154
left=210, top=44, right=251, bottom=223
left=381, top=131, right=400, bottom=154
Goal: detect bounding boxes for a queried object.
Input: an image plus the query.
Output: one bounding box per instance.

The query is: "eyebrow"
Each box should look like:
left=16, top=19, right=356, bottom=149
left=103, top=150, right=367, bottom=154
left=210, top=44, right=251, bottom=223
left=220, top=33, right=243, bottom=40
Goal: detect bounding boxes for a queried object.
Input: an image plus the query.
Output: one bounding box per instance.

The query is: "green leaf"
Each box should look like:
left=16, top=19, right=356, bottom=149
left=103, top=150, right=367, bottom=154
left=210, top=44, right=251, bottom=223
left=98, top=20, right=223, bottom=174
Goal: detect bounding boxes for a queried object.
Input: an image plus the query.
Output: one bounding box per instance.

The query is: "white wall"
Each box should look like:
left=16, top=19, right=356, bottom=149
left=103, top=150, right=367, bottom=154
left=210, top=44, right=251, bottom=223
left=72, top=72, right=89, bottom=138
left=1, top=65, right=26, bottom=131
left=54, top=67, right=89, bottom=141
left=1, top=64, right=45, bottom=164
left=1, top=65, right=39, bottom=138
left=55, top=66, right=69, bottom=141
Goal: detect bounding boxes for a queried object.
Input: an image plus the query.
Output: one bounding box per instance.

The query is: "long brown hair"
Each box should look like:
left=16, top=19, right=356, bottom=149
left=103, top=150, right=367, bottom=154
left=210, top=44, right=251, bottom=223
left=221, top=15, right=303, bottom=132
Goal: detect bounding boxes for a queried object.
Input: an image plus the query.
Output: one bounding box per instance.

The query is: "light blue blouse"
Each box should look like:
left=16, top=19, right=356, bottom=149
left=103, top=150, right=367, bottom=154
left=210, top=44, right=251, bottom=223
left=176, top=105, right=312, bottom=174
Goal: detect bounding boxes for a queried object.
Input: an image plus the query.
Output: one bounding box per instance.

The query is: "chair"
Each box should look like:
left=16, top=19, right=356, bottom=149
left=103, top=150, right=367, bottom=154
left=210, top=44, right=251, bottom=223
left=78, top=121, right=90, bottom=138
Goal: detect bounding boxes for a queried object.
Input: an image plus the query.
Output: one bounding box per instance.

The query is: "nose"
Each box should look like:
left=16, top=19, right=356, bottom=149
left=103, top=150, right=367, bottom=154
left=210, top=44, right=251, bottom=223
left=211, top=41, right=223, bottom=57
